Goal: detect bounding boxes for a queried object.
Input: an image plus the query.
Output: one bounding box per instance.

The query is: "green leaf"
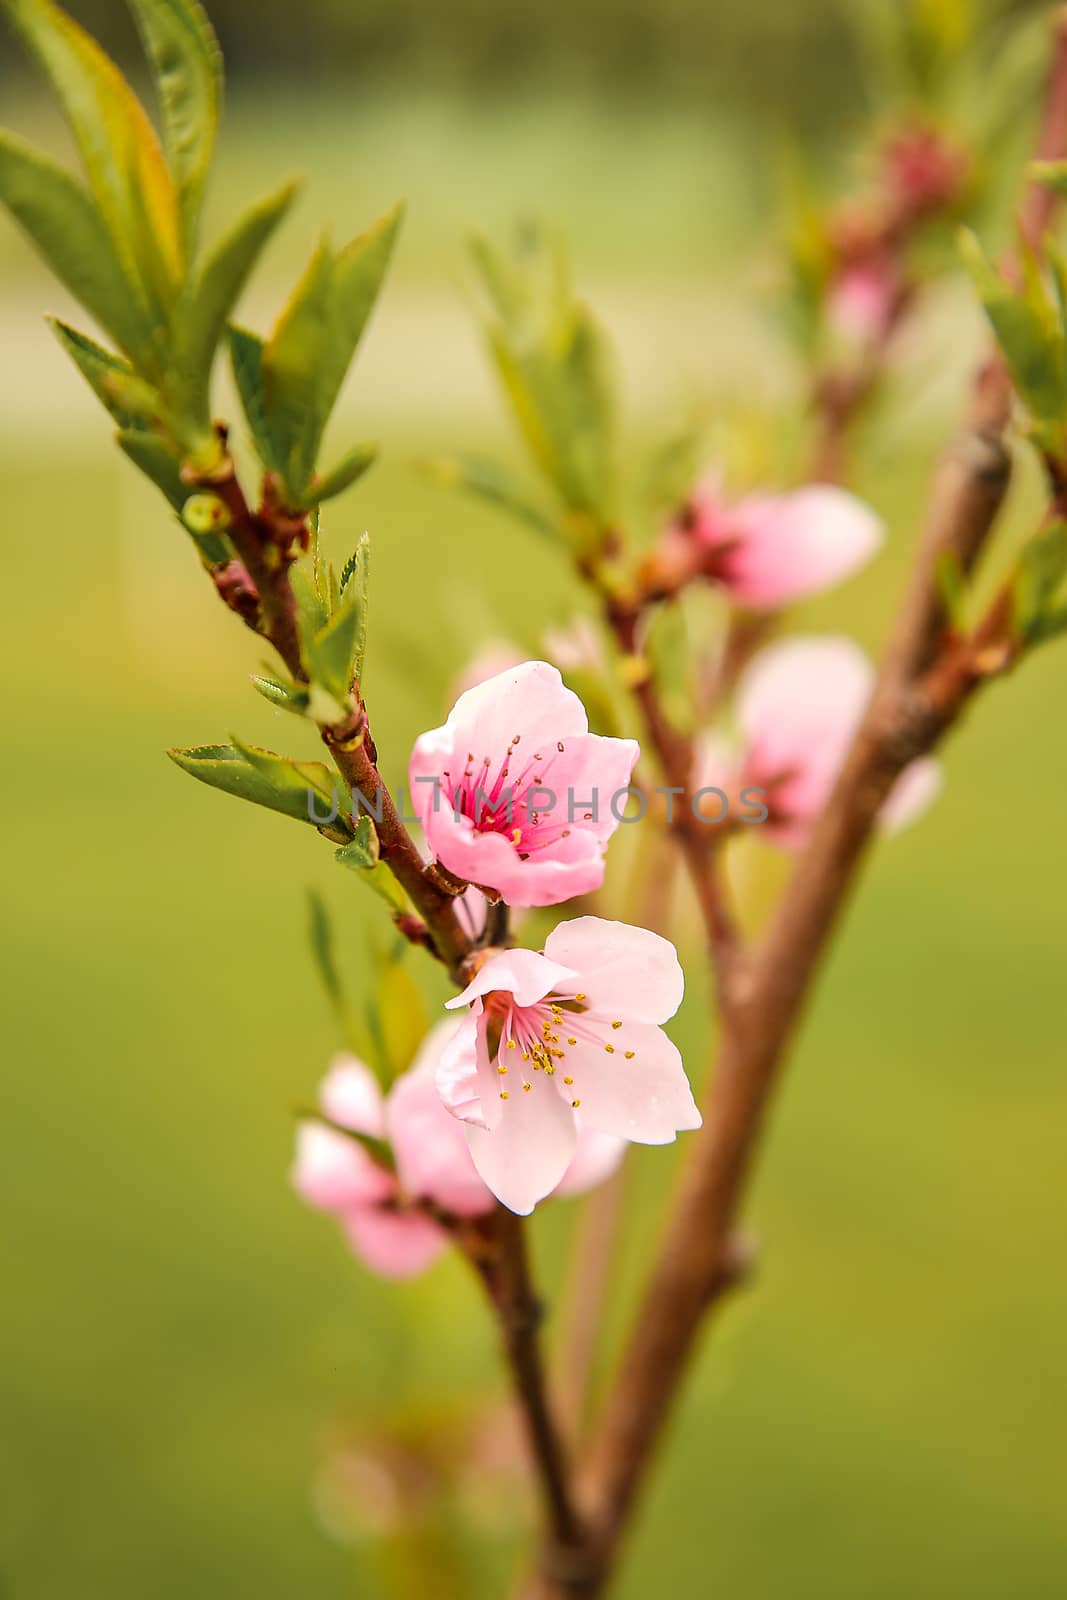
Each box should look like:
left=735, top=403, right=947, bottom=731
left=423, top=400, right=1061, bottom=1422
left=261, top=235, right=336, bottom=502
left=168, top=740, right=349, bottom=832
left=116, top=428, right=191, bottom=516
left=420, top=452, right=561, bottom=542
left=340, top=531, right=370, bottom=685
left=49, top=318, right=142, bottom=425
left=369, top=949, right=429, bottom=1081
left=289, top=562, right=329, bottom=646
left=315, top=200, right=404, bottom=433
left=0, top=134, right=152, bottom=362
left=306, top=592, right=363, bottom=705
left=227, top=324, right=281, bottom=472
left=334, top=813, right=380, bottom=870
left=1016, top=519, right=1067, bottom=643
left=123, top=0, right=222, bottom=251
left=961, top=229, right=1067, bottom=425
left=259, top=203, right=402, bottom=504
left=6, top=0, right=182, bottom=329
left=169, top=181, right=296, bottom=448
left=300, top=441, right=378, bottom=509
left=305, top=888, right=370, bottom=1061
left=250, top=673, right=311, bottom=716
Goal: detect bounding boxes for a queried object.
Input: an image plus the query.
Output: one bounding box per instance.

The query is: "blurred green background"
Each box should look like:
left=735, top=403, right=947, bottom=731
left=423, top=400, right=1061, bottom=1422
left=2, top=1, right=1066, bottom=1597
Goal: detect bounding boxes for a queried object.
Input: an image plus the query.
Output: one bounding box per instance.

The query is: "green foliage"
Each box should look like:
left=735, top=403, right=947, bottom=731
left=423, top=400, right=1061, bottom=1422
left=250, top=672, right=311, bottom=717
left=305, top=887, right=373, bottom=1062
left=125, top=0, right=222, bottom=253
left=234, top=203, right=403, bottom=509
left=334, top=813, right=380, bottom=870
left=961, top=229, right=1067, bottom=457
left=1015, top=519, right=1067, bottom=647
left=419, top=452, right=562, bottom=542
left=168, top=180, right=296, bottom=446
left=168, top=739, right=352, bottom=837
left=465, top=223, right=618, bottom=545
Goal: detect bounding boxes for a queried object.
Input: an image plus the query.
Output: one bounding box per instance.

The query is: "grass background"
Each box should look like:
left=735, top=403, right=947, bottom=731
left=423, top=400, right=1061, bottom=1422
left=1, top=27, right=1066, bottom=1600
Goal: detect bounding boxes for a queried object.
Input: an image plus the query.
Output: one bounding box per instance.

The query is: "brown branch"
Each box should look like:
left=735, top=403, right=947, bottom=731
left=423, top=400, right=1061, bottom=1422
left=459, top=1209, right=589, bottom=1574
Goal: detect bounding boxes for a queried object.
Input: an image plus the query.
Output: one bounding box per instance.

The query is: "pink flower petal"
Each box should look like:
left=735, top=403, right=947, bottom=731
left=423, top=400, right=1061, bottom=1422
left=737, top=635, right=872, bottom=843
left=436, top=1004, right=501, bottom=1131
left=291, top=1122, right=395, bottom=1212
left=386, top=1022, right=494, bottom=1217
left=466, top=1071, right=578, bottom=1215
left=319, top=1056, right=387, bottom=1137
left=553, top=1021, right=702, bottom=1144
left=713, top=484, right=883, bottom=611
left=446, top=947, right=577, bottom=1011
left=409, top=660, right=638, bottom=908
left=879, top=756, right=942, bottom=833
left=555, top=1122, right=626, bottom=1196
left=542, top=916, right=684, bottom=1024
left=342, top=1206, right=449, bottom=1279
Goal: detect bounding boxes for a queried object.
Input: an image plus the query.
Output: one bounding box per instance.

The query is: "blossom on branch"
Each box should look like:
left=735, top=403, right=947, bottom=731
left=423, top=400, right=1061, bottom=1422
left=696, top=635, right=941, bottom=851
left=439, top=917, right=701, bottom=1215
left=292, top=1021, right=623, bottom=1274
left=409, top=661, right=639, bottom=907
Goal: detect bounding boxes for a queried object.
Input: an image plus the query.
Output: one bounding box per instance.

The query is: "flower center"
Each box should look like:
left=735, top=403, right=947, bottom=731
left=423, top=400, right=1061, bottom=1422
left=444, top=736, right=574, bottom=854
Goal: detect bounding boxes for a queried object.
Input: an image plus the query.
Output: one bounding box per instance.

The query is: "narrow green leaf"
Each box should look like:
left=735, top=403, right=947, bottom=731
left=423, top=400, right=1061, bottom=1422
left=227, top=324, right=281, bottom=473
left=290, top=562, right=329, bottom=644
left=420, top=451, right=561, bottom=542
left=168, top=740, right=348, bottom=831
left=116, top=428, right=190, bottom=515
left=169, top=181, right=296, bottom=442
left=124, top=0, right=222, bottom=250
left=6, top=0, right=182, bottom=323
left=1029, top=159, right=1067, bottom=197
left=250, top=673, right=310, bottom=716
left=306, top=593, right=362, bottom=704
left=261, top=236, right=336, bottom=502
left=305, top=889, right=370, bottom=1061
left=1016, top=519, right=1067, bottom=643
left=298, top=1109, right=395, bottom=1171
left=49, top=318, right=141, bottom=424
left=340, top=531, right=370, bottom=684
left=334, top=814, right=380, bottom=870
left=371, top=951, right=429, bottom=1081
left=316, top=200, right=404, bottom=428
left=0, top=134, right=151, bottom=361
left=300, top=441, right=378, bottom=509
left=961, top=229, right=1067, bottom=424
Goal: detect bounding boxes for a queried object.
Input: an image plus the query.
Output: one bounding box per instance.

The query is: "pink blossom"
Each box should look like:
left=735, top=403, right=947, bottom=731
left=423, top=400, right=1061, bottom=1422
left=827, top=261, right=900, bottom=344
left=409, top=661, right=639, bottom=908
left=293, top=1022, right=624, bottom=1272
left=696, top=635, right=940, bottom=850
left=688, top=477, right=883, bottom=611
left=440, top=917, right=701, bottom=1215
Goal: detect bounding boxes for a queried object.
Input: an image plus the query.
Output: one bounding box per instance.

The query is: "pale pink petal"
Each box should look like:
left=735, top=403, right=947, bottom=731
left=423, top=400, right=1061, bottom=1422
left=444, top=660, right=589, bottom=762
left=466, top=1071, right=578, bottom=1215
left=291, top=1121, right=395, bottom=1212
left=319, top=1056, right=386, bottom=1137
left=386, top=1022, right=493, bottom=1217
left=446, top=947, right=576, bottom=1011
left=879, top=756, right=942, bottom=833
left=555, top=1122, right=626, bottom=1196
left=737, top=636, right=872, bottom=840
left=719, top=485, right=883, bottom=611
left=436, top=1004, right=501, bottom=1131
left=543, top=917, right=684, bottom=1024
left=342, top=1206, right=449, bottom=1279
left=553, top=1022, right=701, bottom=1144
